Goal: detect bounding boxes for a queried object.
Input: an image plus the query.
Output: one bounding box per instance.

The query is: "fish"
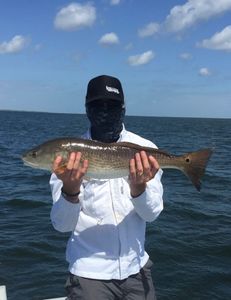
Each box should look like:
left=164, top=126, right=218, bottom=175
left=22, top=137, right=213, bottom=191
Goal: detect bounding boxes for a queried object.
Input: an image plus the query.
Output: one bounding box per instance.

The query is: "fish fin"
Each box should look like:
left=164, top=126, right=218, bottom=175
left=54, top=164, right=67, bottom=174
left=116, top=141, right=171, bottom=156
left=116, top=141, right=144, bottom=149
left=183, top=148, right=213, bottom=191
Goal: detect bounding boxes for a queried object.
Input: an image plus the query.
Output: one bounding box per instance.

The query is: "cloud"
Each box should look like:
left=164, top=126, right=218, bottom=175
left=128, top=50, right=155, bottom=66
left=180, top=52, right=192, bottom=60
left=99, top=32, right=119, bottom=45
left=198, top=25, right=231, bottom=51
left=0, top=35, right=28, bottom=54
left=164, top=0, right=231, bottom=32
left=138, top=22, right=160, bottom=38
left=110, top=0, right=121, bottom=5
left=199, top=67, right=211, bottom=76
left=54, top=3, right=96, bottom=31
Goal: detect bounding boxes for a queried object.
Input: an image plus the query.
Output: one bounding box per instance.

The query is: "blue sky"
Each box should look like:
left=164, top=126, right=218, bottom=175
left=0, top=0, right=231, bottom=118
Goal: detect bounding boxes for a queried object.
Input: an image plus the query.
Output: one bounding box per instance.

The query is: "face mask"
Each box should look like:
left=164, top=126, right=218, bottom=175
left=86, top=100, right=125, bottom=143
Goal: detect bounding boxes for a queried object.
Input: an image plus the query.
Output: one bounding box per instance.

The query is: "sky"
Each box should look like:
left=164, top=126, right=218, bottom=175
left=0, top=0, right=231, bottom=118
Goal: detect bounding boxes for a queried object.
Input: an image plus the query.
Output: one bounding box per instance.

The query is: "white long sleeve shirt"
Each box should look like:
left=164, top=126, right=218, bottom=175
left=50, top=127, right=163, bottom=280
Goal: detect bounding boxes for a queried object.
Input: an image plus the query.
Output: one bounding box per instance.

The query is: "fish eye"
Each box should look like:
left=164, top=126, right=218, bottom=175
left=32, top=151, right=37, bottom=158
left=185, top=157, right=190, bottom=163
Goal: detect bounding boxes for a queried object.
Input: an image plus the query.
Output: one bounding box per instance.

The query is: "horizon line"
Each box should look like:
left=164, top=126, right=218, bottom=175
left=0, top=109, right=230, bottom=120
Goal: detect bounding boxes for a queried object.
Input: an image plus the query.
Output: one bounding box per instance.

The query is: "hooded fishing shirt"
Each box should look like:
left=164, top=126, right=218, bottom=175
left=50, top=126, right=164, bottom=280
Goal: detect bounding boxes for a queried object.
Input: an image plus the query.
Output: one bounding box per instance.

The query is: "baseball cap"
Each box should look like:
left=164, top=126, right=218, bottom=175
left=86, top=75, right=124, bottom=105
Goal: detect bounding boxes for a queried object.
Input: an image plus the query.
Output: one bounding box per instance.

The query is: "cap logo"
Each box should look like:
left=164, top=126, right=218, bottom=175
left=106, top=85, right=120, bottom=94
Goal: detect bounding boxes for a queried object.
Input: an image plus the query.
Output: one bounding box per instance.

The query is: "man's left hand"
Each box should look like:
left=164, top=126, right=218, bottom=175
left=129, top=151, right=159, bottom=198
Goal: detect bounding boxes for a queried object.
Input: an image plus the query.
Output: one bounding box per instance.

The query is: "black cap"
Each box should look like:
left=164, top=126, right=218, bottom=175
left=86, top=75, right=124, bottom=105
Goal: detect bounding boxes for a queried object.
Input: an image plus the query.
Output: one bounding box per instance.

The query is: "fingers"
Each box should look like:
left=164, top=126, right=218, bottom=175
left=129, top=152, right=145, bottom=184
left=81, top=159, right=89, bottom=175
left=67, top=152, right=88, bottom=179
left=135, top=152, right=144, bottom=176
left=129, top=151, right=159, bottom=184
left=129, top=158, right=136, bottom=181
left=148, top=155, right=160, bottom=176
left=129, top=153, right=145, bottom=182
left=68, top=152, right=81, bottom=177
left=129, top=152, right=147, bottom=197
left=73, top=153, right=88, bottom=179
left=66, top=152, right=82, bottom=177
left=53, top=152, right=88, bottom=179
left=53, top=155, right=63, bottom=172
left=140, top=151, right=151, bottom=175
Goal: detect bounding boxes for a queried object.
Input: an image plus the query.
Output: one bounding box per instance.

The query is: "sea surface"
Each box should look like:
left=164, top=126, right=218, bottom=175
left=0, top=110, right=230, bottom=300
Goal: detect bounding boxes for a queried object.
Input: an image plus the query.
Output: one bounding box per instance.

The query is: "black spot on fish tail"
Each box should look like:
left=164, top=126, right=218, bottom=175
left=183, top=148, right=213, bottom=191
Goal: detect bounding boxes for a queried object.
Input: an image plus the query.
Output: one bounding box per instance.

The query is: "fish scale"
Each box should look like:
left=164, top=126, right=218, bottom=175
left=22, top=138, right=213, bottom=191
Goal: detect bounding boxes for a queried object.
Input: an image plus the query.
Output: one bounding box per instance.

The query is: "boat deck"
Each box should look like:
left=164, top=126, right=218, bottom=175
left=0, top=286, right=65, bottom=300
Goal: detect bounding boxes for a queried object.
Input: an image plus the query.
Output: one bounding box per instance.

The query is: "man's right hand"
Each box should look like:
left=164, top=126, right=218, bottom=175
left=53, top=152, right=88, bottom=195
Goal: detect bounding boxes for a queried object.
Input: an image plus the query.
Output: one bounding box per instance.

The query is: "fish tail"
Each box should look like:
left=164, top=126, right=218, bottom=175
left=183, top=148, right=213, bottom=191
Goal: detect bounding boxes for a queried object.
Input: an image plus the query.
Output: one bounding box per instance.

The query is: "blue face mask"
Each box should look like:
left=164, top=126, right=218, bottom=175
left=86, top=100, right=125, bottom=143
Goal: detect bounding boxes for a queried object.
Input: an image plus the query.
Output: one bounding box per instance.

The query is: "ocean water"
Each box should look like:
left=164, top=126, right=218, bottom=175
left=0, top=110, right=230, bottom=300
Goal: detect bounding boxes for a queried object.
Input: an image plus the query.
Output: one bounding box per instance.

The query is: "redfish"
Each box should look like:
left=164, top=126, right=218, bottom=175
left=22, top=138, right=213, bottom=191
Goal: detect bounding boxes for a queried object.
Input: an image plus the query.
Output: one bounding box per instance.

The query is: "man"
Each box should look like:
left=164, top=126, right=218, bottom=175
left=50, top=75, right=163, bottom=299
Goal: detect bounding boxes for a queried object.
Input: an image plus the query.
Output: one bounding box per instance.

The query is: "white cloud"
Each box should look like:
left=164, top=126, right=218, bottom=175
left=199, top=67, right=211, bottom=76
left=164, top=0, right=231, bottom=32
left=54, top=3, right=96, bottom=31
left=110, top=0, right=120, bottom=5
left=180, top=52, right=192, bottom=60
left=0, top=35, right=28, bottom=54
left=138, top=22, right=160, bottom=38
left=99, top=32, right=119, bottom=45
left=128, top=50, right=155, bottom=66
left=198, top=25, right=231, bottom=51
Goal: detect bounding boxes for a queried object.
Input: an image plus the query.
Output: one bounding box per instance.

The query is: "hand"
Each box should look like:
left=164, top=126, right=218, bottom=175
left=129, top=151, right=159, bottom=198
left=53, top=152, right=88, bottom=195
